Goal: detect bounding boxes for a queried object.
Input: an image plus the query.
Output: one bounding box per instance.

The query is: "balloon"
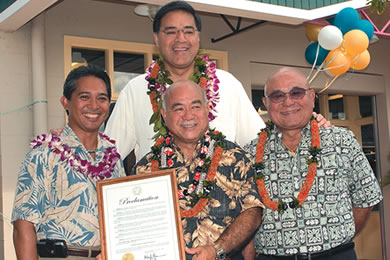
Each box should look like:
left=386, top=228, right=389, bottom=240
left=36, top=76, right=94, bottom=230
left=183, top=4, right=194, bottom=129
left=333, top=7, right=360, bottom=34
left=344, top=29, right=369, bottom=56
left=305, top=21, right=328, bottom=42
left=305, top=42, right=330, bottom=65
left=327, top=17, right=335, bottom=25
left=325, top=48, right=351, bottom=75
left=348, top=50, right=371, bottom=70
left=318, top=25, right=343, bottom=50
left=324, top=68, right=336, bottom=77
left=357, top=19, right=375, bottom=40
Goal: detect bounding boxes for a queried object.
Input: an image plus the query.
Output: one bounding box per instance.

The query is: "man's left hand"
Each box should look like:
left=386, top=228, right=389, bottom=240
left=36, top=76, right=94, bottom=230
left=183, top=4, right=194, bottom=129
left=185, top=245, right=216, bottom=260
left=313, top=112, right=332, bottom=128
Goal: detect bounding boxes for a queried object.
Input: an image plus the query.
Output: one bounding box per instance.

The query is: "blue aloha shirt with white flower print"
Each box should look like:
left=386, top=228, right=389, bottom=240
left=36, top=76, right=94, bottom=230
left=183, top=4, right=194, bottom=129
left=244, top=123, right=383, bottom=256
left=12, top=125, right=125, bottom=246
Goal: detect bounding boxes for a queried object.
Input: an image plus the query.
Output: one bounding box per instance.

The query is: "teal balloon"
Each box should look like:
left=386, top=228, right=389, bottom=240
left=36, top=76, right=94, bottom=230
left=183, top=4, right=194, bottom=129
left=305, top=42, right=330, bottom=65
left=334, top=7, right=360, bottom=34
left=327, top=17, right=335, bottom=25
left=357, top=19, right=374, bottom=40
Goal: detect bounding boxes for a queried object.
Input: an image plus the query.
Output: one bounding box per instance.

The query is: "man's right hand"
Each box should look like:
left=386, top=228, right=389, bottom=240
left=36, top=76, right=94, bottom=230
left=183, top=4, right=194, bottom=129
left=185, top=245, right=217, bottom=260
left=50, top=128, right=64, bottom=136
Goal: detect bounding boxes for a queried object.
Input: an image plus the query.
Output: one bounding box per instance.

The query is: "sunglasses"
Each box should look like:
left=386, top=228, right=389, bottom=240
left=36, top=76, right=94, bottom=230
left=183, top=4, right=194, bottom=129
left=266, top=87, right=311, bottom=103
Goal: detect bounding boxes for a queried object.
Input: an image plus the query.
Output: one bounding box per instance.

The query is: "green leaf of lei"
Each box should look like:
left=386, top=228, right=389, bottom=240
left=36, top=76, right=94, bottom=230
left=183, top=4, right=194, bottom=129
left=154, top=119, right=162, bottom=132
left=159, top=126, right=168, bottom=136
left=149, top=111, right=159, bottom=125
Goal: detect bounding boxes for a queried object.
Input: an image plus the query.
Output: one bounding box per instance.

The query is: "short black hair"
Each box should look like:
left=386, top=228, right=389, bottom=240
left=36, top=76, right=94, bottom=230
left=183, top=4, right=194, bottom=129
left=63, top=65, right=111, bottom=101
left=153, top=1, right=202, bottom=33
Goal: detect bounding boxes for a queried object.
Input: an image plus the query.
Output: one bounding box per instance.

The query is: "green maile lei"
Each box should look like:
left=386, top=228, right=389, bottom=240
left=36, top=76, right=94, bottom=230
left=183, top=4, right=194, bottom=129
left=146, top=50, right=220, bottom=140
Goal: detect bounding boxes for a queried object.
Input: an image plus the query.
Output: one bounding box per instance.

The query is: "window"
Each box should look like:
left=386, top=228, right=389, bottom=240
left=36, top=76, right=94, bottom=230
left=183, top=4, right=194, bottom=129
left=328, top=94, right=345, bottom=119
left=251, top=87, right=268, bottom=121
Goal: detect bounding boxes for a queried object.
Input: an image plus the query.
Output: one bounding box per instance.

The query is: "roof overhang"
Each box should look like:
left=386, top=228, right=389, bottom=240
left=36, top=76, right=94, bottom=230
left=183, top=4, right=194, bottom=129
left=0, top=0, right=369, bottom=32
left=130, top=0, right=369, bottom=25
left=0, top=0, right=59, bottom=32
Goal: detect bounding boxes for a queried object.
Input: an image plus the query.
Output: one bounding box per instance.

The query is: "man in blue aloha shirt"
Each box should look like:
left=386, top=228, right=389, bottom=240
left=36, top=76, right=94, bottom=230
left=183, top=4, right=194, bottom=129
left=12, top=65, right=125, bottom=260
left=244, top=67, right=383, bottom=260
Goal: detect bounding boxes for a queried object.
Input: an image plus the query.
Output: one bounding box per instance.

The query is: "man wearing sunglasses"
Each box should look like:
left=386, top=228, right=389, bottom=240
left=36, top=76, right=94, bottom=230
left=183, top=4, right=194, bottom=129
left=244, top=67, right=382, bottom=260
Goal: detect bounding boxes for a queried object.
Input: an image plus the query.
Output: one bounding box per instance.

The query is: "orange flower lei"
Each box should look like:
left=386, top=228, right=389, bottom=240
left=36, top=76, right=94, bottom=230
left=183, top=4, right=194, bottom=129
left=151, top=130, right=225, bottom=218
left=255, top=118, right=320, bottom=212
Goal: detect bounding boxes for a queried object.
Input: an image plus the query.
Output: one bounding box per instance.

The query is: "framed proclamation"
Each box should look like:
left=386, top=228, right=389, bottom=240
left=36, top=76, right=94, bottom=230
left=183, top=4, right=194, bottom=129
left=97, top=169, right=185, bottom=260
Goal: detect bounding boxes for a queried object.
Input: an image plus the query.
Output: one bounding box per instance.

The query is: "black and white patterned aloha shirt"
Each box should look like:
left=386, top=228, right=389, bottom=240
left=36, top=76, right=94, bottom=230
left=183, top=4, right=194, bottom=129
left=133, top=136, right=263, bottom=260
left=244, top=123, right=382, bottom=256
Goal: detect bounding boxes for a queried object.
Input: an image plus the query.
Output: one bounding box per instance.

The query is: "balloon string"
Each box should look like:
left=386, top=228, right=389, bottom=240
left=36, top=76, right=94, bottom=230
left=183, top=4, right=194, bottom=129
left=308, top=62, right=324, bottom=84
left=322, top=51, right=338, bottom=68
left=0, top=100, right=48, bottom=116
left=307, top=44, right=320, bottom=81
left=345, top=54, right=359, bottom=81
left=350, top=53, right=360, bottom=68
left=319, top=74, right=339, bottom=94
left=323, top=63, right=348, bottom=70
left=321, top=51, right=349, bottom=71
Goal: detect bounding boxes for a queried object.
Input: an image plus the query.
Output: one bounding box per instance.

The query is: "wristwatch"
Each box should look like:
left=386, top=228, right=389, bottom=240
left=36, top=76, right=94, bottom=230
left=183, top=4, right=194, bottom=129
left=213, top=244, right=227, bottom=260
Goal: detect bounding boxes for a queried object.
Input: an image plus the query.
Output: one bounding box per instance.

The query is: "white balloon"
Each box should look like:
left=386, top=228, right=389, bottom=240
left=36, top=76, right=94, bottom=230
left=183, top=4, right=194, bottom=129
left=318, top=25, right=343, bottom=50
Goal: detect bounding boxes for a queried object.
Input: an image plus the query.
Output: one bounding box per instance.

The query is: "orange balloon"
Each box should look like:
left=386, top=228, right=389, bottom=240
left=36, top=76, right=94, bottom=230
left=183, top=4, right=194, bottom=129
left=305, top=21, right=328, bottom=42
left=344, top=29, right=369, bottom=56
left=348, top=49, right=370, bottom=70
left=325, top=48, right=351, bottom=75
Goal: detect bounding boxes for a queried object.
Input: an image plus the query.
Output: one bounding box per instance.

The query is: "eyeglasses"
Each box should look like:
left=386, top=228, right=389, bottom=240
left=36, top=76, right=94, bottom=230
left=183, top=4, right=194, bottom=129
left=265, top=87, right=311, bottom=103
left=160, top=27, right=198, bottom=38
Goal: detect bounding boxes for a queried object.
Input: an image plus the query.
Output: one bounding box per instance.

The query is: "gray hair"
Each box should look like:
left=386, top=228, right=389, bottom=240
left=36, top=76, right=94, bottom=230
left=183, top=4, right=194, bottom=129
left=162, top=80, right=207, bottom=110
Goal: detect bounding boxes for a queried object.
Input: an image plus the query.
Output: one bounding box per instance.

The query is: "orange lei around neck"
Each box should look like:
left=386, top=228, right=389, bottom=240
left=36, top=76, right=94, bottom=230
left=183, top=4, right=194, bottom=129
left=255, top=118, right=320, bottom=212
left=151, top=130, right=225, bottom=218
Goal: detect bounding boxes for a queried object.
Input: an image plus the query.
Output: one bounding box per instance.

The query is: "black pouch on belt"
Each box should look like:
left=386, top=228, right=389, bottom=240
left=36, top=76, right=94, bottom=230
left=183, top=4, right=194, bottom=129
left=37, top=239, right=69, bottom=258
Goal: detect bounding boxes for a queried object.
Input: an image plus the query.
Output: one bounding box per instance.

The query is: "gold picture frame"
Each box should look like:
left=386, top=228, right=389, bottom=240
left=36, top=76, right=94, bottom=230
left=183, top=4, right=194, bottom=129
left=97, top=169, right=185, bottom=260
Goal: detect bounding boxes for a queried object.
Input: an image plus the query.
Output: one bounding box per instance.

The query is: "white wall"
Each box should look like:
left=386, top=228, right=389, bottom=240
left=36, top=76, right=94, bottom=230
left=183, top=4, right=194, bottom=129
left=1, top=0, right=389, bottom=259
left=0, top=23, right=33, bottom=259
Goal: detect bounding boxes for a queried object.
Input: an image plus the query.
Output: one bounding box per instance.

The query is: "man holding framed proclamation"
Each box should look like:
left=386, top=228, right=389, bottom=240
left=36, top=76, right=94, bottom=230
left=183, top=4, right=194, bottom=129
left=132, top=80, right=264, bottom=260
